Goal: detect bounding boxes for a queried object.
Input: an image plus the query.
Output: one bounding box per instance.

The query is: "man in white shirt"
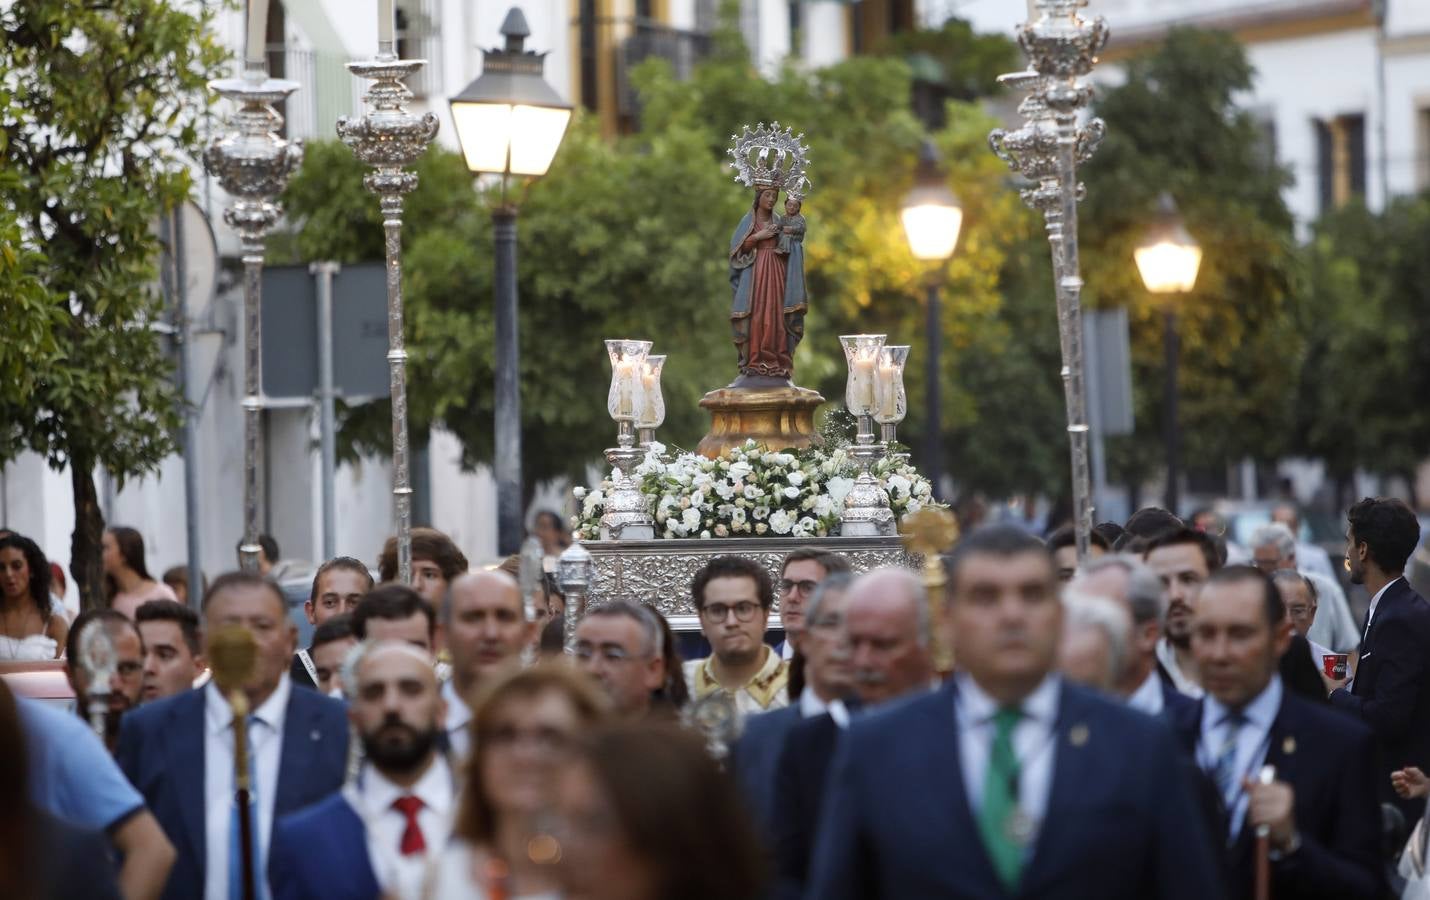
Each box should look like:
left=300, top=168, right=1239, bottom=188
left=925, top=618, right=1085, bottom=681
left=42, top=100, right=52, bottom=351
left=439, top=570, right=534, bottom=760
left=116, top=572, right=349, bottom=900
left=1144, top=526, right=1221, bottom=699
left=270, top=641, right=454, bottom=900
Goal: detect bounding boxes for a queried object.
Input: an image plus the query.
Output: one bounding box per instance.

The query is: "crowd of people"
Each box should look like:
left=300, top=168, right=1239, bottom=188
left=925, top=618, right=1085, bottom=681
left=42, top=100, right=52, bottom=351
left=1, top=495, right=1428, bottom=899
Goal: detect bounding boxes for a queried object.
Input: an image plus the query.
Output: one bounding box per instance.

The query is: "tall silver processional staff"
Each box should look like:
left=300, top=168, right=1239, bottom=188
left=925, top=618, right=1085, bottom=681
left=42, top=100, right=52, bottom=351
left=989, top=0, right=1108, bottom=560
left=337, top=3, right=439, bottom=584
left=203, top=0, right=303, bottom=573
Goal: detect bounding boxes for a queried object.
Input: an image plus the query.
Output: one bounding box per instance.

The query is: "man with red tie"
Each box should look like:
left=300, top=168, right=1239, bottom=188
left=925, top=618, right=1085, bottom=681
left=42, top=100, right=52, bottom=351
left=270, top=641, right=453, bottom=900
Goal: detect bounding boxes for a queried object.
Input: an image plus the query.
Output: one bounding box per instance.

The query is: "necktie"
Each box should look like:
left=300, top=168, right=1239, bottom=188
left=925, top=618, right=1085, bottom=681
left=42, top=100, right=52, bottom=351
left=229, top=715, right=264, bottom=900
left=1212, top=713, right=1244, bottom=810
left=978, top=706, right=1024, bottom=893
left=393, top=795, right=426, bottom=856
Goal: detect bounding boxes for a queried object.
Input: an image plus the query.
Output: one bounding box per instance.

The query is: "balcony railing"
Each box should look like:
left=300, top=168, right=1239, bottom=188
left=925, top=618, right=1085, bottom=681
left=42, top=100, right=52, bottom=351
left=615, top=18, right=714, bottom=119
left=263, top=45, right=360, bottom=142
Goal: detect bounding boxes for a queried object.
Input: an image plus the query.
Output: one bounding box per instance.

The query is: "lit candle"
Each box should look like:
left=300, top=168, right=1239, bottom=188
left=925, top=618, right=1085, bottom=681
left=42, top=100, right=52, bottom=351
left=877, top=362, right=899, bottom=420
left=640, top=366, right=658, bottom=424
left=616, top=359, right=636, bottom=418
left=245, top=0, right=271, bottom=72
left=378, top=0, right=395, bottom=49
left=852, top=356, right=876, bottom=414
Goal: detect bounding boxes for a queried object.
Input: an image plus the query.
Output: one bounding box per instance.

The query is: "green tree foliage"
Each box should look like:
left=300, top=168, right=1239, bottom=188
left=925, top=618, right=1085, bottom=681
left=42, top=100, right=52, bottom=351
left=277, top=14, right=1041, bottom=498
left=0, top=0, right=227, bottom=607
left=1079, top=28, right=1301, bottom=491
left=1296, top=196, right=1430, bottom=501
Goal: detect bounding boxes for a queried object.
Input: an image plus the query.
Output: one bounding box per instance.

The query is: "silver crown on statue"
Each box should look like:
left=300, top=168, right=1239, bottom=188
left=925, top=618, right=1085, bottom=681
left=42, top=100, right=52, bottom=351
left=727, top=122, right=810, bottom=191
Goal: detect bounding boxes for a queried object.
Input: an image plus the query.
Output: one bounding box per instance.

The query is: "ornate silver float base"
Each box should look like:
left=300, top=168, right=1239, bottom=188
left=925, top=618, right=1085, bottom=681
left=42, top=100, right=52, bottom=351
left=585, top=535, right=917, bottom=630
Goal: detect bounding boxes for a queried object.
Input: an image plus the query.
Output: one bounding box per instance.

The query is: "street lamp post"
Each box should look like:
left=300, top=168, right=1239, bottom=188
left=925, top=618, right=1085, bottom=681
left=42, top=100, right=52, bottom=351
left=203, top=2, right=303, bottom=573
left=1135, top=193, right=1202, bottom=516
left=450, top=8, right=572, bottom=557
left=900, top=141, right=963, bottom=500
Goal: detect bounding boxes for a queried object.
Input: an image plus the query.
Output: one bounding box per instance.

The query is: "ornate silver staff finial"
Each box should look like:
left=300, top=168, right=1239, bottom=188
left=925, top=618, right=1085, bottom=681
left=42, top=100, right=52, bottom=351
left=336, top=44, right=439, bottom=585
left=988, top=0, right=1110, bottom=561
left=203, top=49, right=303, bottom=574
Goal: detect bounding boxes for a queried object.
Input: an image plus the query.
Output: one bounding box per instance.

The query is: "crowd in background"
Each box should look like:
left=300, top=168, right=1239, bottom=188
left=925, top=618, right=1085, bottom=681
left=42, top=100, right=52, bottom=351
left=2, top=495, right=1428, bottom=899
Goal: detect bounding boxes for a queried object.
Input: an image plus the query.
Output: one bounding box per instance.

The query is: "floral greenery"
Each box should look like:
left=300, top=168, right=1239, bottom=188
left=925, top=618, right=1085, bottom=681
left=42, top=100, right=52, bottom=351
left=573, top=440, right=935, bottom=541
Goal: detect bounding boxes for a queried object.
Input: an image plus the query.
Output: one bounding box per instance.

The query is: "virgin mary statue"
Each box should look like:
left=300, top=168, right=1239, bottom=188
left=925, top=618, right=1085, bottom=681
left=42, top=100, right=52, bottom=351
left=729, top=184, right=807, bottom=382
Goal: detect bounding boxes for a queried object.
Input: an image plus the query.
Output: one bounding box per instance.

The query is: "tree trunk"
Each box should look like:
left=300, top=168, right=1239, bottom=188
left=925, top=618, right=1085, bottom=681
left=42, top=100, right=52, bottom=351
left=70, top=461, right=107, bottom=612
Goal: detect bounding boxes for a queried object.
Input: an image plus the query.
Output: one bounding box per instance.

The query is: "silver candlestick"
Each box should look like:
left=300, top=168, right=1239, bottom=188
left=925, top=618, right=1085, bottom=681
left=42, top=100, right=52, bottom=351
left=203, top=70, right=303, bottom=573
left=336, top=54, right=439, bottom=584
left=600, top=421, right=655, bottom=541
left=988, top=0, right=1108, bottom=560
left=842, top=414, right=896, bottom=537
left=558, top=540, right=595, bottom=651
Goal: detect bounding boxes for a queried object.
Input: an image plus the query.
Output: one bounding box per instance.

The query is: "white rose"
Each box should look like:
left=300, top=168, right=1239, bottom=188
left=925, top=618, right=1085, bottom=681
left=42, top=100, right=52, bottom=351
left=887, top=474, right=912, bottom=499
left=573, top=486, right=587, bottom=499
left=787, top=470, right=805, bottom=486
left=755, top=523, right=768, bottom=535
left=682, top=507, right=701, bottom=530
left=700, top=530, right=711, bottom=539
left=714, top=480, right=735, bottom=500
left=690, top=490, right=706, bottom=509
left=783, top=486, right=800, bottom=500
left=769, top=509, right=794, bottom=535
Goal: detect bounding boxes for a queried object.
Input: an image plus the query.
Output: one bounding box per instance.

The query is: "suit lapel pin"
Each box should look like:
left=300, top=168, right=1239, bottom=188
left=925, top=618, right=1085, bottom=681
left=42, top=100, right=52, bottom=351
left=1069, top=723, right=1089, bottom=747
left=1282, top=736, right=1296, bottom=756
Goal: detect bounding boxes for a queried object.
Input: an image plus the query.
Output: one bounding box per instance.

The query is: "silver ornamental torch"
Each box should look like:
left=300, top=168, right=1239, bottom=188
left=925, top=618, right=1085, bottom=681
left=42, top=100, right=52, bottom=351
left=988, top=0, right=1108, bottom=560
left=558, top=541, right=595, bottom=651
left=336, top=27, right=439, bottom=584
left=203, top=34, right=303, bottom=573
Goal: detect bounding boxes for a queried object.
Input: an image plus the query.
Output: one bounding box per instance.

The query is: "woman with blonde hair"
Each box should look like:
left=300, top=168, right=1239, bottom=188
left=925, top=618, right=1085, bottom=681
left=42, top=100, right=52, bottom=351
left=427, top=663, right=609, bottom=899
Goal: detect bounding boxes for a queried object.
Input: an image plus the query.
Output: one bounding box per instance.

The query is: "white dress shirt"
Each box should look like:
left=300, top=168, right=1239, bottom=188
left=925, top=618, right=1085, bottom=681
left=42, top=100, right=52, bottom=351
left=204, top=674, right=292, bottom=900
left=442, top=680, right=472, bottom=761
left=350, top=756, right=455, bottom=900
left=1155, top=637, right=1205, bottom=699
left=798, top=688, right=849, bottom=728
left=954, top=673, right=1060, bottom=847
left=1198, top=675, right=1282, bottom=841
left=1126, top=669, right=1165, bottom=717
left=1364, top=576, right=1404, bottom=635
left=778, top=639, right=794, bottom=661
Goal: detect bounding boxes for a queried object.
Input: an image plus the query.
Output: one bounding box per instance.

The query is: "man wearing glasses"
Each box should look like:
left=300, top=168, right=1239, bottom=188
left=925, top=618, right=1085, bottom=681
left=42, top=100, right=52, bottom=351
left=684, top=556, right=790, bottom=732
left=571, top=600, right=672, bottom=719
left=775, top=548, right=853, bottom=660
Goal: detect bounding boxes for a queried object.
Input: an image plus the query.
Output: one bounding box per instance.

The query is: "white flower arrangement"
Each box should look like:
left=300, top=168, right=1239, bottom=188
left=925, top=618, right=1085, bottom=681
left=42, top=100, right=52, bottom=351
left=571, top=439, right=940, bottom=541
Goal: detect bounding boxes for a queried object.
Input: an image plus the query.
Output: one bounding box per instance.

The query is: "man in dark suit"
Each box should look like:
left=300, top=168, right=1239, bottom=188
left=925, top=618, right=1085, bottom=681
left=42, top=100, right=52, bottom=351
left=769, top=566, right=936, bottom=899
left=729, top=572, right=853, bottom=833
left=806, top=526, right=1221, bottom=900
left=1329, top=497, right=1430, bottom=820
left=289, top=557, right=372, bottom=690
left=271, top=640, right=454, bottom=900
left=1173, top=565, right=1382, bottom=899
left=117, top=572, right=349, bottom=900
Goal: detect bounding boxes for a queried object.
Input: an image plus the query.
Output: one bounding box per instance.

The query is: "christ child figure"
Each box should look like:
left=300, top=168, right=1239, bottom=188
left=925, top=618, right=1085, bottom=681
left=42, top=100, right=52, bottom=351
left=777, top=196, right=805, bottom=256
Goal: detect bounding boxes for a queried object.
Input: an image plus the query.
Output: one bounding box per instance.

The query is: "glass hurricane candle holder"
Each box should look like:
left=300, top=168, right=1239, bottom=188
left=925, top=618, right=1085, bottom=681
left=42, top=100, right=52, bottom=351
left=840, top=334, right=886, bottom=424
left=636, top=354, right=666, bottom=446
left=605, top=339, right=652, bottom=443
left=875, top=344, right=910, bottom=448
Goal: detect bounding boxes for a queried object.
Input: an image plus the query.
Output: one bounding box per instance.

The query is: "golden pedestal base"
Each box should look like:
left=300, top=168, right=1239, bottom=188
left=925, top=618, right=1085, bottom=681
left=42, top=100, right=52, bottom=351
left=696, top=385, right=825, bottom=459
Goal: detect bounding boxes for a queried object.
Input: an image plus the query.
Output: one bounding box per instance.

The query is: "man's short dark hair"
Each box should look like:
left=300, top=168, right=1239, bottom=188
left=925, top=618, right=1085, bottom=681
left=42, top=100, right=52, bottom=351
left=780, top=547, right=854, bottom=578
left=1205, top=564, right=1285, bottom=627
left=945, top=525, right=1050, bottom=592
left=352, top=584, right=435, bottom=640
left=135, top=600, right=201, bottom=655
left=1123, top=507, right=1184, bottom=541
left=1348, top=497, right=1421, bottom=575
left=1047, top=525, right=1110, bottom=554
left=378, top=527, right=468, bottom=582
left=1093, top=521, right=1125, bottom=547
left=310, top=612, right=355, bottom=649
left=202, top=571, right=288, bottom=619
left=691, top=556, right=774, bottom=612
left=1142, top=526, right=1220, bottom=574
left=66, top=609, right=142, bottom=664
left=309, top=556, right=375, bottom=604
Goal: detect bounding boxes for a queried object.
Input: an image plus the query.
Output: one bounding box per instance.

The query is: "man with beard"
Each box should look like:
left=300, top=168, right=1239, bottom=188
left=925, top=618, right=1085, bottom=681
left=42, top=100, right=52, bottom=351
left=65, top=609, right=144, bottom=751
left=270, top=641, right=451, bottom=900
left=1144, top=526, right=1220, bottom=698
left=1329, top=497, right=1430, bottom=820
